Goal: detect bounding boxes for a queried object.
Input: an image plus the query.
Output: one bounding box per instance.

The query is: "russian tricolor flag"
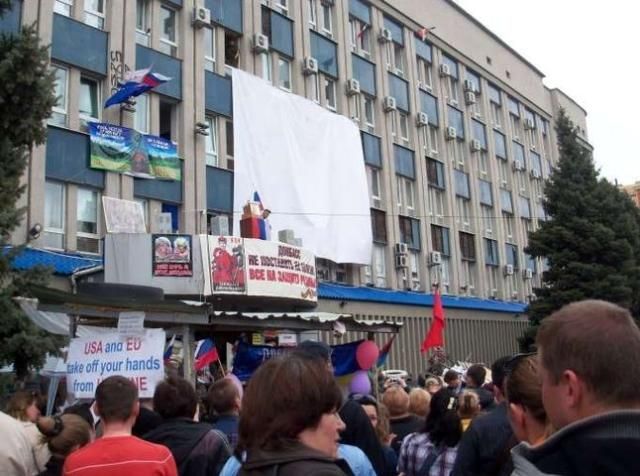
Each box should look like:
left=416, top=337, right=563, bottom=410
left=194, top=338, right=219, bottom=371
left=163, top=334, right=176, bottom=364
left=104, top=67, right=171, bottom=108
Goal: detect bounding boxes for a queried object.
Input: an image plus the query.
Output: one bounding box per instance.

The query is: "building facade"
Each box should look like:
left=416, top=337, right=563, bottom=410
left=5, top=0, right=589, bottom=372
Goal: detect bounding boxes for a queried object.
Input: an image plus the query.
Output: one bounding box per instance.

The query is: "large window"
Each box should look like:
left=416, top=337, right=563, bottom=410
left=431, top=225, right=450, bottom=256
left=494, top=130, right=507, bottom=160
left=159, top=100, right=174, bottom=140
left=205, top=116, right=218, bottom=167
left=43, top=181, right=65, bottom=249
left=77, top=187, right=100, bottom=254
left=324, top=76, right=336, bottom=111
left=427, top=159, right=445, bottom=189
left=84, top=0, right=105, bottom=29
left=160, top=6, right=177, bottom=56
left=399, top=216, right=420, bottom=250
left=79, top=76, right=100, bottom=129
left=50, top=65, right=68, bottom=127
left=278, top=56, right=292, bottom=91
left=136, top=0, right=151, bottom=46
left=506, top=243, right=519, bottom=269
left=371, top=209, right=387, bottom=243
left=225, top=119, right=234, bottom=169
left=204, top=26, right=216, bottom=72
left=459, top=232, right=476, bottom=261
left=454, top=170, right=470, bottom=199
left=485, top=238, right=499, bottom=266
left=349, top=16, right=370, bottom=57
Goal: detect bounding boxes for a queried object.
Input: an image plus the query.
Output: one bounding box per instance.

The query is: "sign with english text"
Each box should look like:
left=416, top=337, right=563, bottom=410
left=65, top=329, right=165, bottom=399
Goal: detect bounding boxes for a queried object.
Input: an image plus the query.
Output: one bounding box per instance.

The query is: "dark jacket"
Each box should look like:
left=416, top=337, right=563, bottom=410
left=213, top=414, right=240, bottom=448
left=144, top=418, right=232, bottom=476
left=39, top=456, right=64, bottom=476
left=389, top=414, right=423, bottom=454
left=339, top=399, right=386, bottom=475
left=451, top=402, right=514, bottom=476
left=512, top=410, right=640, bottom=476
left=239, top=440, right=354, bottom=476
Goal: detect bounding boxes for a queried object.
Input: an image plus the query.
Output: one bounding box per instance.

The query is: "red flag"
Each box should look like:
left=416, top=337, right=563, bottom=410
left=356, top=24, right=369, bottom=40
left=421, top=287, right=445, bottom=352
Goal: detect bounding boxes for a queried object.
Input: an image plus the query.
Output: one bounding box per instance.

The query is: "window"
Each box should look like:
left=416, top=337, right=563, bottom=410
left=479, top=179, right=493, bottom=206
left=494, top=130, right=507, bottom=160
left=159, top=100, right=173, bottom=140
left=441, top=54, right=459, bottom=104
left=205, top=116, right=218, bottom=167
left=136, top=0, right=150, bottom=46
left=79, top=76, right=100, bottom=129
left=43, top=181, right=65, bottom=249
left=225, top=119, right=234, bottom=169
left=321, top=1, right=333, bottom=36
left=224, top=31, right=240, bottom=72
left=349, top=17, right=370, bottom=56
left=513, top=141, right=526, bottom=168
left=431, top=225, right=451, bottom=256
left=324, top=76, right=336, bottom=111
left=407, top=251, right=421, bottom=290
left=54, top=0, right=73, bottom=16
left=275, top=0, right=288, bottom=15
left=501, top=189, right=514, bottom=214
left=364, top=96, right=375, bottom=130
left=488, top=83, right=502, bottom=128
left=454, top=170, right=470, bottom=199
left=506, top=243, right=519, bottom=269
left=503, top=212, right=515, bottom=240
left=278, top=56, right=292, bottom=91
left=447, top=105, right=464, bottom=139
left=417, top=57, right=433, bottom=90
left=396, top=176, right=415, bottom=216
left=371, top=209, right=387, bottom=243
left=204, top=27, right=216, bottom=72
left=398, top=111, right=410, bottom=145
left=135, top=198, right=149, bottom=232
left=485, top=238, right=499, bottom=266
left=481, top=204, right=494, bottom=236
left=530, top=151, right=543, bottom=177
left=309, top=74, right=320, bottom=103
left=399, top=216, right=420, bottom=250
left=472, top=119, right=487, bottom=150
left=308, top=0, right=317, bottom=27
left=50, top=66, right=68, bottom=127
left=373, top=244, right=387, bottom=287
left=84, top=0, right=105, bottom=29
left=77, top=187, right=100, bottom=254
left=459, top=232, right=476, bottom=261
left=426, top=159, right=445, bottom=189
left=367, top=167, right=382, bottom=206
left=465, top=69, right=483, bottom=116
left=260, top=52, right=272, bottom=83
left=160, top=6, right=177, bottom=56
left=519, top=196, right=531, bottom=219
left=134, top=93, right=149, bottom=133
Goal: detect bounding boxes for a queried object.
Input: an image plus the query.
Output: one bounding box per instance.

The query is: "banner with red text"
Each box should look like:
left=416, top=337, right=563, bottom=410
left=65, top=329, right=165, bottom=399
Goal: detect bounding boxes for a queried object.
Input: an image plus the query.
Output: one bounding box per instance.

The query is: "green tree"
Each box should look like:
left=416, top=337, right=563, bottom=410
left=0, top=4, right=65, bottom=381
left=521, top=110, right=640, bottom=348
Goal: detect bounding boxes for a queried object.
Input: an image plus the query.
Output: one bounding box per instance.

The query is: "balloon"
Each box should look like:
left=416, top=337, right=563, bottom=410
left=356, top=340, right=380, bottom=370
left=350, top=370, right=372, bottom=395
left=226, top=373, right=244, bottom=400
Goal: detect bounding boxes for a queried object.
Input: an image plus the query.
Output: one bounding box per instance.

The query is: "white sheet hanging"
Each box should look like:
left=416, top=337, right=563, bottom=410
left=232, top=68, right=372, bottom=265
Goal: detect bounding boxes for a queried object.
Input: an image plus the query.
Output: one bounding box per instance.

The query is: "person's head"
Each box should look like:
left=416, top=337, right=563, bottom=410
left=505, top=354, right=548, bottom=444
left=37, top=414, right=92, bottom=458
left=465, top=365, right=486, bottom=388
left=408, top=388, right=431, bottom=418
left=6, top=390, right=41, bottom=422
left=491, top=355, right=512, bottom=402
left=423, top=388, right=462, bottom=447
left=424, top=377, right=442, bottom=395
left=444, top=370, right=461, bottom=389
left=291, top=340, right=333, bottom=373
left=153, top=376, right=198, bottom=420
left=352, top=394, right=378, bottom=428
left=238, top=355, right=344, bottom=458
left=381, top=385, right=410, bottom=418
left=536, top=300, right=640, bottom=429
left=375, top=402, right=393, bottom=445
left=95, top=376, right=139, bottom=426
left=207, top=377, right=241, bottom=416
left=457, top=390, right=481, bottom=420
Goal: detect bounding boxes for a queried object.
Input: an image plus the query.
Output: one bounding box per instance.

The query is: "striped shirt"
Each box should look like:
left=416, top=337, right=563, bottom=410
left=397, top=432, right=458, bottom=476
left=63, top=435, right=177, bottom=476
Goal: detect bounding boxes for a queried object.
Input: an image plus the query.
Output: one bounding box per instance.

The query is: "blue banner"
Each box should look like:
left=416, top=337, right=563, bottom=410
left=232, top=340, right=363, bottom=381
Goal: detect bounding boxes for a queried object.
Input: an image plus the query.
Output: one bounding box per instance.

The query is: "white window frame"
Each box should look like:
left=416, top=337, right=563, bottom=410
left=363, top=95, right=375, bottom=131
left=134, top=93, right=149, bottom=133
left=422, top=125, right=439, bottom=157
left=368, top=167, right=382, bottom=207
left=491, top=102, right=502, bottom=129
left=84, top=0, right=106, bottom=30
left=54, top=0, right=73, bottom=17
left=456, top=196, right=471, bottom=231
left=417, top=57, right=433, bottom=91
left=204, top=26, right=216, bottom=73
left=50, top=65, right=68, bottom=127
left=373, top=244, right=387, bottom=288
left=43, top=181, right=66, bottom=250
left=159, top=6, right=178, bottom=57
left=324, top=76, right=336, bottom=111
left=275, top=0, right=288, bottom=15
left=136, top=0, right=151, bottom=46
left=309, top=74, right=320, bottom=104
left=205, top=115, right=218, bottom=167
left=445, top=76, right=459, bottom=105
left=350, top=95, right=361, bottom=122
left=308, top=0, right=317, bottom=27
left=79, top=76, right=100, bottom=129
left=398, top=111, right=410, bottom=146
left=349, top=17, right=370, bottom=57
left=277, top=56, right=292, bottom=92
left=76, top=187, right=101, bottom=254
left=261, top=52, right=272, bottom=83
left=321, top=2, right=333, bottom=37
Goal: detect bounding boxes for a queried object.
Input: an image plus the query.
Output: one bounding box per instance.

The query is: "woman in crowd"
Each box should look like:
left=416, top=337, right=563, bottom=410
left=37, top=414, right=92, bottom=475
left=397, top=389, right=462, bottom=476
left=505, top=355, right=552, bottom=476
left=457, top=391, right=481, bottom=432
left=408, top=388, right=431, bottom=419
left=236, top=355, right=352, bottom=475
left=382, top=385, right=423, bottom=454
left=6, top=391, right=50, bottom=472
left=424, top=377, right=442, bottom=396
left=354, top=395, right=397, bottom=476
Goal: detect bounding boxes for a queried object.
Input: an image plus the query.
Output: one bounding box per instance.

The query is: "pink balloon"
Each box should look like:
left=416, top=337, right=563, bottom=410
left=356, top=340, right=380, bottom=370
left=226, top=373, right=243, bottom=400
left=350, top=370, right=372, bottom=395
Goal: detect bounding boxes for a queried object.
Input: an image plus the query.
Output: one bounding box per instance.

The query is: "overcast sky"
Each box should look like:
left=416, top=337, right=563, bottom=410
left=452, top=0, right=640, bottom=185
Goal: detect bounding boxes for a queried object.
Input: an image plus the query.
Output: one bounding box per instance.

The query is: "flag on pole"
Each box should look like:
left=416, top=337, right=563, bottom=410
left=104, top=67, right=171, bottom=108
left=421, top=286, right=445, bottom=352
left=376, top=334, right=396, bottom=368
left=163, top=334, right=176, bottom=364
left=253, top=191, right=265, bottom=213
left=356, top=23, right=369, bottom=40
left=194, top=338, right=219, bottom=371
left=417, top=26, right=436, bottom=42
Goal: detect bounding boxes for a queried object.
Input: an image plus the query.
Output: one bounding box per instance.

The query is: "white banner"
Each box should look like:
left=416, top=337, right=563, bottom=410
left=232, top=68, right=372, bottom=265
left=66, top=329, right=165, bottom=399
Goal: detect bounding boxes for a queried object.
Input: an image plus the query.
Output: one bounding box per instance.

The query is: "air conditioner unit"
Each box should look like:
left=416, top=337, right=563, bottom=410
left=512, top=160, right=524, bottom=172
left=395, top=254, right=408, bottom=268
left=470, top=139, right=482, bottom=152
left=439, top=63, right=451, bottom=77
left=320, top=0, right=335, bottom=6
left=383, top=96, right=397, bottom=112
left=504, top=264, right=514, bottom=276
left=523, top=268, right=533, bottom=279
left=302, top=57, right=318, bottom=75
left=372, top=197, right=381, bottom=209
left=463, top=79, right=475, bottom=92
left=490, top=288, right=499, bottom=299
left=346, top=78, right=361, bottom=96
left=379, top=27, right=393, bottom=43
left=209, top=215, right=230, bottom=235
left=530, top=169, right=541, bottom=179
left=524, top=118, right=535, bottom=130
left=418, top=81, right=429, bottom=91
left=511, top=291, right=519, bottom=300
left=394, top=242, right=408, bottom=255
left=252, top=33, right=269, bottom=54
left=445, top=126, right=457, bottom=140
left=465, top=91, right=476, bottom=105
left=416, top=112, right=428, bottom=127
left=429, top=251, right=442, bottom=265
left=192, top=6, right=211, bottom=28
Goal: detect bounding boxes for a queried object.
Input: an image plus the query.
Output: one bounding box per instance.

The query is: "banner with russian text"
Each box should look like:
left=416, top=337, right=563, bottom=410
left=65, top=329, right=165, bottom=398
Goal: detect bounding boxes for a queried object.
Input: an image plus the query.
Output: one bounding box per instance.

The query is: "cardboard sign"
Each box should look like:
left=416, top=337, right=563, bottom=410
left=66, top=329, right=165, bottom=398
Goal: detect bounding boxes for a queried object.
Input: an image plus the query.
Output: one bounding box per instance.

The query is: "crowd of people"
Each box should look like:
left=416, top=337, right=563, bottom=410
left=1, top=299, right=640, bottom=475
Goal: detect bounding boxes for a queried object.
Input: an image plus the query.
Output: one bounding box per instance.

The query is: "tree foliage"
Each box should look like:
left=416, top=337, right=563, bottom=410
left=521, top=110, right=640, bottom=348
left=0, top=13, right=65, bottom=380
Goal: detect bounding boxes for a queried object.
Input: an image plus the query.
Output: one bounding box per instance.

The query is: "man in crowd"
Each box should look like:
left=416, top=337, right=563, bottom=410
left=513, top=300, right=640, bottom=475
left=464, top=364, right=494, bottom=411
left=208, top=377, right=241, bottom=448
left=444, top=369, right=463, bottom=398
left=452, top=356, right=514, bottom=476
left=63, top=376, right=178, bottom=475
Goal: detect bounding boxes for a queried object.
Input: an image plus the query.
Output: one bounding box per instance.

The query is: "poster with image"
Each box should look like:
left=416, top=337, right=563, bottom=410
left=152, top=234, right=193, bottom=277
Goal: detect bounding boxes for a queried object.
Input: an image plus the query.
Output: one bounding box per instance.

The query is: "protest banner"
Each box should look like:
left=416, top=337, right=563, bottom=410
left=152, top=234, right=193, bottom=277
left=89, top=122, right=180, bottom=180
left=66, top=329, right=165, bottom=398
left=207, top=235, right=246, bottom=293
left=102, top=197, right=146, bottom=233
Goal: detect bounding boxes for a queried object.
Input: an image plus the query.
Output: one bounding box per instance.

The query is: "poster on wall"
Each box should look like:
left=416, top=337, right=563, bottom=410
left=89, top=122, right=181, bottom=181
left=102, top=197, right=146, bottom=233
left=152, top=234, right=193, bottom=277
left=209, top=235, right=246, bottom=293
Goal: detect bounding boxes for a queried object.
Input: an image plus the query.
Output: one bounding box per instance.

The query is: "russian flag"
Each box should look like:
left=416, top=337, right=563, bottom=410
left=376, top=335, right=396, bottom=368
left=194, top=338, right=219, bottom=371
left=163, top=334, right=176, bottom=364
left=253, top=191, right=265, bottom=213
left=104, top=67, right=171, bottom=108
